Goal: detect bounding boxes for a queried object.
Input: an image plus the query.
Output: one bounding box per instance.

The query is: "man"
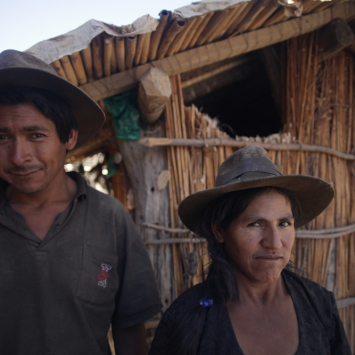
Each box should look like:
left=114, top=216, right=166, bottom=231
left=0, top=50, right=162, bottom=355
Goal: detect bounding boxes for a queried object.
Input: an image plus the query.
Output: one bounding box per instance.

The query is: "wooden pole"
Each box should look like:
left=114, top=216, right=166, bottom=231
left=69, top=52, right=87, bottom=85
left=149, top=10, right=170, bottom=61
left=115, top=37, right=125, bottom=72
left=195, top=10, right=232, bottom=46
left=59, top=56, right=78, bottom=85
left=103, top=37, right=114, bottom=77
left=179, top=15, right=205, bottom=52
left=50, top=60, right=67, bottom=80
left=187, top=12, right=214, bottom=49
left=139, top=32, right=151, bottom=65
left=318, top=19, right=355, bottom=61
left=134, top=33, right=149, bottom=66
left=138, top=67, right=172, bottom=124
left=125, top=36, right=137, bottom=69
left=138, top=137, right=355, bottom=161
left=166, top=19, right=194, bottom=56
left=81, top=45, right=94, bottom=82
left=156, top=20, right=186, bottom=59
left=91, top=35, right=104, bottom=79
left=110, top=44, right=118, bottom=74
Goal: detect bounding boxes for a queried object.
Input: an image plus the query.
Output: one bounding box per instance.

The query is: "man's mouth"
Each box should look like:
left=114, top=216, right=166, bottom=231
left=11, top=170, right=39, bottom=177
left=6, top=166, right=43, bottom=177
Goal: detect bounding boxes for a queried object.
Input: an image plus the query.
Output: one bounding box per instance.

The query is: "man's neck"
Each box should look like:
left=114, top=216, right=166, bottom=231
left=6, top=171, right=77, bottom=208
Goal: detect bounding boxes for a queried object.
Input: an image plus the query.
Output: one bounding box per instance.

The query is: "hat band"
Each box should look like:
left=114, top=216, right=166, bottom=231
left=216, top=157, right=282, bottom=187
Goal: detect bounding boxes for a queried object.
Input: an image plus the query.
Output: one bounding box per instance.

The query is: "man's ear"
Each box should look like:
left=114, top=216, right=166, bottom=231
left=211, top=223, right=225, bottom=243
left=65, top=129, right=78, bottom=151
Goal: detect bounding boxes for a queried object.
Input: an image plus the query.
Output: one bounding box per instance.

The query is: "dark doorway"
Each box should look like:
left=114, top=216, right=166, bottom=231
left=183, top=51, right=281, bottom=138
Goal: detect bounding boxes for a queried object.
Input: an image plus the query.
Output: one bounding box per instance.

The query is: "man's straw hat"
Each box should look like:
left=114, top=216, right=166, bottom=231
left=0, top=50, right=105, bottom=148
left=178, top=146, right=334, bottom=233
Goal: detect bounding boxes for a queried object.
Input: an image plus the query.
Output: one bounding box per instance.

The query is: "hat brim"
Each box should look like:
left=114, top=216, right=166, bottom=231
left=0, top=67, right=105, bottom=149
left=178, top=174, right=334, bottom=233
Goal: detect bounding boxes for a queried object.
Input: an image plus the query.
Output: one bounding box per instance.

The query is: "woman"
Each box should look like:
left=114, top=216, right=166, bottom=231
left=150, top=146, right=351, bottom=355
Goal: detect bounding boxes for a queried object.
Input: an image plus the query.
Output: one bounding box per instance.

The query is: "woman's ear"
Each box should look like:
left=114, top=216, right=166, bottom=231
left=211, top=223, right=225, bottom=243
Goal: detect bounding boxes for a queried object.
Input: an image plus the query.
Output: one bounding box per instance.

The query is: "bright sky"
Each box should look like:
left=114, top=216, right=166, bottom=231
left=0, top=0, right=190, bottom=53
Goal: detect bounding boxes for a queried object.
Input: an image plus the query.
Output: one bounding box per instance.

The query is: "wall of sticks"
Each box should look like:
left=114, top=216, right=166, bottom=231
left=282, top=33, right=355, bottom=351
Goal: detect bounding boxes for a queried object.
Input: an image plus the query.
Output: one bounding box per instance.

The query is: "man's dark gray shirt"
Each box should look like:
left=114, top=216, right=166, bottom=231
left=0, top=172, right=162, bottom=355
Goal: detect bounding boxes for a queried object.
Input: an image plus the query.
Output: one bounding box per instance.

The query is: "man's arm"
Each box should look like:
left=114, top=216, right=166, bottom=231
left=113, top=322, right=148, bottom=355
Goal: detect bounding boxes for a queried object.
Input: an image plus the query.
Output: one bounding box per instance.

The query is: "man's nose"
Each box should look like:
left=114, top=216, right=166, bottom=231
left=9, top=140, right=32, bottom=165
left=261, top=226, right=282, bottom=250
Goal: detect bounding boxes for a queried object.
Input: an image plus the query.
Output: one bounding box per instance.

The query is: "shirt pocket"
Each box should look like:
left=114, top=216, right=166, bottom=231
left=76, top=244, right=119, bottom=305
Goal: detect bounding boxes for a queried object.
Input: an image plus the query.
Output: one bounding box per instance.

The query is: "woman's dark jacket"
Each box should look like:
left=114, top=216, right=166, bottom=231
left=150, top=269, right=351, bottom=355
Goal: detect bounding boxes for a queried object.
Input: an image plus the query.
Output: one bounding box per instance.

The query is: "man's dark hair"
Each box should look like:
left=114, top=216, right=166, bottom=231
left=0, top=86, right=78, bottom=143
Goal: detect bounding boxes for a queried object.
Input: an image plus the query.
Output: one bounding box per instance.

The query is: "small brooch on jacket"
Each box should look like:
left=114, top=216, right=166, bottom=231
left=199, top=298, right=213, bottom=308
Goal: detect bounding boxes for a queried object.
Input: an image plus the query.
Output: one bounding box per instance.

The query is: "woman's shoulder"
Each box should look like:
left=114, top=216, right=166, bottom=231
left=283, top=268, right=333, bottom=300
left=282, top=269, right=335, bottom=331
left=163, top=279, right=212, bottom=318
left=149, top=280, right=213, bottom=355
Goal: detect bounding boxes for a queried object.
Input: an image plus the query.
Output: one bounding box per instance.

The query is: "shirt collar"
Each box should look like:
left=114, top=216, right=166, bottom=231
left=0, top=171, right=87, bottom=209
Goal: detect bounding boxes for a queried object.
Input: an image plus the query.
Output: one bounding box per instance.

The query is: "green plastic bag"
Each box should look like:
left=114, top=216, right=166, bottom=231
left=104, top=90, right=140, bottom=140
left=106, top=154, right=120, bottom=179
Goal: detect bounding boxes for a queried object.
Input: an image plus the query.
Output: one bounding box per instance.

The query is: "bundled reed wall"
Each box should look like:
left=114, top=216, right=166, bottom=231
left=282, top=33, right=355, bottom=352
left=164, top=75, right=233, bottom=296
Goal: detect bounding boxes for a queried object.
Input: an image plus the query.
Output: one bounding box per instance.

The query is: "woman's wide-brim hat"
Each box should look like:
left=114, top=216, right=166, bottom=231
left=178, top=146, right=334, bottom=233
left=0, top=50, right=105, bottom=149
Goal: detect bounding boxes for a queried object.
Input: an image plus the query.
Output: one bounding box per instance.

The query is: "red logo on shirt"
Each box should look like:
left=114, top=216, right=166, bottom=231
left=98, top=263, right=112, bottom=288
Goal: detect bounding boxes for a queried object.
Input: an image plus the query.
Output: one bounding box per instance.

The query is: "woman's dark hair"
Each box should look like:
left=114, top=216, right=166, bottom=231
left=151, top=186, right=300, bottom=355
left=0, top=86, right=78, bottom=143
left=201, top=186, right=300, bottom=303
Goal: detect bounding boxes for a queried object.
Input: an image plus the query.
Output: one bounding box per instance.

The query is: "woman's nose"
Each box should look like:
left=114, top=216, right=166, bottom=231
left=261, top=226, right=282, bottom=250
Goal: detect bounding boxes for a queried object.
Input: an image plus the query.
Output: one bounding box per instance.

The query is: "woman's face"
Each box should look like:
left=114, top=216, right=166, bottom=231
left=213, top=189, right=295, bottom=284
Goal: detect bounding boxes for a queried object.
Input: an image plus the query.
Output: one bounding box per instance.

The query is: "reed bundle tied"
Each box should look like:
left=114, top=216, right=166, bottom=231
left=164, top=74, right=233, bottom=296
left=282, top=33, right=355, bottom=351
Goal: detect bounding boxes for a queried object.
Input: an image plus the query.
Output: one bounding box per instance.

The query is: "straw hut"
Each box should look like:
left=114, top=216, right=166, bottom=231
left=25, top=0, right=355, bottom=351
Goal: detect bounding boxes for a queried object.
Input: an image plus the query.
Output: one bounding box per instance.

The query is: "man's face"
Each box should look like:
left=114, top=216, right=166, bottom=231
left=0, top=103, right=77, bottom=194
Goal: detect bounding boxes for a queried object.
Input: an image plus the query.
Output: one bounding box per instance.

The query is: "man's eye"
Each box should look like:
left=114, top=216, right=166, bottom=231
left=0, top=134, right=8, bottom=140
left=31, top=133, right=45, bottom=138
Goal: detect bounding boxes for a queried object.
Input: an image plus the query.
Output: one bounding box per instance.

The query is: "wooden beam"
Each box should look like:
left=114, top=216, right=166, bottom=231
left=182, top=64, right=252, bottom=103
left=318, top=19, right=355, bottom=61
left=181, top=57, right=249, bottom=88
left=336, top=297, right=355, bottom=309
left=81, top=2, right=355, bottom=101
left=138, top=137, right=355, bottom=161
left=138, top=67, right=171, bottom=124
left=66, top=135, right=109, bottom=163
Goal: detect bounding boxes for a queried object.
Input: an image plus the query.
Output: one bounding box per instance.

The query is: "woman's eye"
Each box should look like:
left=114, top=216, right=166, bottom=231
left=280, top=221, right=291, bottom=227
left=248, top=222, right=260, bottom=227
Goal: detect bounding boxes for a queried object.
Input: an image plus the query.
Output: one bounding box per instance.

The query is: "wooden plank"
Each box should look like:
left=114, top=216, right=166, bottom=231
left=81, top=2, right=355, bottom=101
left=337, top=297, right=355, bottom=308
left=138, top=137, right=355, bottom=161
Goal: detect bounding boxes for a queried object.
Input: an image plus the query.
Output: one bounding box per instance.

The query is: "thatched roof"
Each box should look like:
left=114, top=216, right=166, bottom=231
left=25, top=0, right=355, bottom=101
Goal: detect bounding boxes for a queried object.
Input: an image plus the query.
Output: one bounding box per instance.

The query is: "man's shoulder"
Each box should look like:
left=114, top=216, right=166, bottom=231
left=85, top=184, right=126, bottom=213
